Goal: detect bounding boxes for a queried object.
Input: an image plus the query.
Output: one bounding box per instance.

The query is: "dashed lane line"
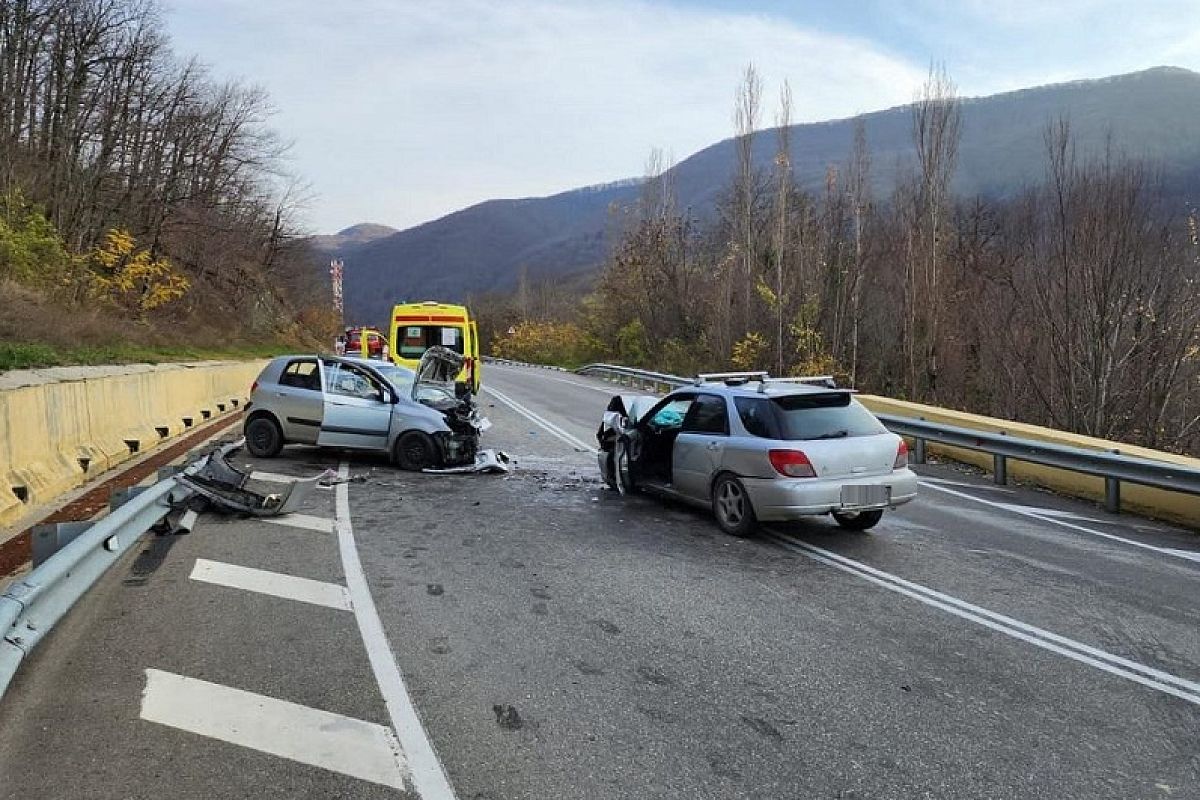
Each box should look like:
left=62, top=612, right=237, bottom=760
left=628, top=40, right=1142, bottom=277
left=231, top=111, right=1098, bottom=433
left=189, top=558, right=352, bottom=611
left=336, top=461, right=459, bottom=799
left=261, top=513, right=336, bottom=533
left=763, top=529, right=1200, bottom=707
left=140, top=669, right=406, bottom=789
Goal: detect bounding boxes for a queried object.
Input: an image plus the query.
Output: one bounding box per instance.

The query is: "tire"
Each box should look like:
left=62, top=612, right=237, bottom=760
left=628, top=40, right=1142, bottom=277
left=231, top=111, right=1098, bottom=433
left=394, top=431, right=438, bottom=471
left=832, top=509, right=884, bottom=531
left=244, top=416, right=283, bottom=458
left=711, top=474, right=756, bottom=537
left=602, top=449, right=618, bottom=491
left=614, top=436, right=635, bottom=495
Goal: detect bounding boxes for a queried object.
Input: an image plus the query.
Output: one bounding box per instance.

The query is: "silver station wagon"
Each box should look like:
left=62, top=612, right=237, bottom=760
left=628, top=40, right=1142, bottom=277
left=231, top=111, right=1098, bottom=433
left=596, top=372, right=918, bottom=536
left=244, top=348, right=488, bottom=469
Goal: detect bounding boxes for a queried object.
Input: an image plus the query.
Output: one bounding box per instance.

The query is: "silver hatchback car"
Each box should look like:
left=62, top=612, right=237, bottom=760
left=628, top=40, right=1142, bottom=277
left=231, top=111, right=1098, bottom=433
left=244, top=348, right=488, bottom=469
left=596, top=372, right=918, bottom=536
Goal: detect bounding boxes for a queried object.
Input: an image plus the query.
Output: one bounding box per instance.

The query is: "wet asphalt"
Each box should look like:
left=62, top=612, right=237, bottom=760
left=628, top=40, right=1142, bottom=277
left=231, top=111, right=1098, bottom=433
left=0, top=363, right=1197, bottom=799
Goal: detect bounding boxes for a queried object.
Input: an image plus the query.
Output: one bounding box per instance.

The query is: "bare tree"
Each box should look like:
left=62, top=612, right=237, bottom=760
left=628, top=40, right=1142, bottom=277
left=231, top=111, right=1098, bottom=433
left=771, top=80, right=792, bottom=374
left=909, top=62, right=961, bottom=398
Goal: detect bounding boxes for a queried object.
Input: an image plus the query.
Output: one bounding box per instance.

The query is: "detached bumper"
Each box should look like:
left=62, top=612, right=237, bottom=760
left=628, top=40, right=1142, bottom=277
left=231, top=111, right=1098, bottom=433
left=744, top=469, right=919, bottom=522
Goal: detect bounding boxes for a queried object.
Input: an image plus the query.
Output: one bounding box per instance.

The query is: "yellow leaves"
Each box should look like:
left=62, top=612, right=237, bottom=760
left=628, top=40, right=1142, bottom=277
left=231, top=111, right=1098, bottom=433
left=755, top=279, right=779, bottom=310
left=492, top=320, right=600, bottom=367
left=88, top=228, right=189, bottom=313
left=731, top=331, right=768, bottom=370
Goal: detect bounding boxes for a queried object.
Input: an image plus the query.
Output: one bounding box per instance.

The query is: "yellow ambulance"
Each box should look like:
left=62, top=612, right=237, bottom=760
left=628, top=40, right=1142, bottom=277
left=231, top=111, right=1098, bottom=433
left=388, top=301, right=481, bottom=393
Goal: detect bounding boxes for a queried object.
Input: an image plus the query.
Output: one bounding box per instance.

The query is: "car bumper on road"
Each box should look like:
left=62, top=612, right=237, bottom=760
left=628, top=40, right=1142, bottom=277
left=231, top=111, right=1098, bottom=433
left=744, top=468, right=919, bottom=521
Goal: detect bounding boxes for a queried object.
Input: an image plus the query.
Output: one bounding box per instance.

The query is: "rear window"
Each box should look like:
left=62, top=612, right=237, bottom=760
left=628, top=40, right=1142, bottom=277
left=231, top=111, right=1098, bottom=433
left=279, top=359, right=320, bottom=391
left=735, top=394, right=886, bottom=440
left=397, top=325, right=463, bottom=358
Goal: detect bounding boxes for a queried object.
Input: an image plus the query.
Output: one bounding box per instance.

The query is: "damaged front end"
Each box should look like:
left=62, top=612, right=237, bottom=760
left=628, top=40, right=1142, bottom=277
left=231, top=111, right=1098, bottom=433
left=596, top=394, right=658, bottom=493
left=415, top=346, right=491, bottom=466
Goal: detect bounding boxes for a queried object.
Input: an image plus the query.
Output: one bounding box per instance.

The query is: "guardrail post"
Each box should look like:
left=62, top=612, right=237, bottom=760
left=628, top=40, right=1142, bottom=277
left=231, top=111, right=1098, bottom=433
left=993, top=454, right=1007, bottom=485
left=913, top=438, right=927, bottom=465
left=1105, top=449, right=1121, bottom=512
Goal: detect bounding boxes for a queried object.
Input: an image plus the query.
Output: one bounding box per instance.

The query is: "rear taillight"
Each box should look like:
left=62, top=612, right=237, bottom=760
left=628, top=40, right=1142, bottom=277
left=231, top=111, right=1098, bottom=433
left=894, top=439, right=909, bottom=470
left=769, top=449, right=817, bottom=478
left=251, top=380, right=259, bottom=394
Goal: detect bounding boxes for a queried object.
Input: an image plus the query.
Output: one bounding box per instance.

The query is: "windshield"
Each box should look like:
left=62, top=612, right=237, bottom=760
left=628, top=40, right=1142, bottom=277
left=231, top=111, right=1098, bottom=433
left=397, top=325, right=464, bottom=359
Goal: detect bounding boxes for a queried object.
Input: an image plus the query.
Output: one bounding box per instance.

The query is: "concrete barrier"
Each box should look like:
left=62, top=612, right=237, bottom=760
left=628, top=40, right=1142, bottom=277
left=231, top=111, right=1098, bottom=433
left=0, top=361, right=265, bottom=528
left=858, top=395, right=1200, bottom=529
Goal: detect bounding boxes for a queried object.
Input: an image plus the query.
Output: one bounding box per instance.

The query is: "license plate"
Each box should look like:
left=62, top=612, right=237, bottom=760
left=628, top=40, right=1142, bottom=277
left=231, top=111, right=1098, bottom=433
left=841, top=484, right=890, bottom=509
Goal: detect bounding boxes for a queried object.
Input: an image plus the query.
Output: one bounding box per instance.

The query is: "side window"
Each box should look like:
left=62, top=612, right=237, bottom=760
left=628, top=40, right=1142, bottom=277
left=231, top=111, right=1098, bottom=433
left=734, top=396, right=777, bottom=439
left=280, top=359, right=320, bottom=391
left=646, top=396, right=694, bottom=430
left=324, top=362, right=384, bottom=402
left=682, top=394, right=729, bottom=435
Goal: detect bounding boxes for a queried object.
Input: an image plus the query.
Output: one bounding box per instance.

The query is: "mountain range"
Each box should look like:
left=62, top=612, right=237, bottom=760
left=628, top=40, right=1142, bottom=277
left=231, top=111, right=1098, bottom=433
left=319, top=66, right=1200, bottom=325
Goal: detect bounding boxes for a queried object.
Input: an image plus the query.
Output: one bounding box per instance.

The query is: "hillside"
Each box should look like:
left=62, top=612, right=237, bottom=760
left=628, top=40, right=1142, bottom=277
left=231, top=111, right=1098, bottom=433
left=334, top=66, right=1200, bottom=324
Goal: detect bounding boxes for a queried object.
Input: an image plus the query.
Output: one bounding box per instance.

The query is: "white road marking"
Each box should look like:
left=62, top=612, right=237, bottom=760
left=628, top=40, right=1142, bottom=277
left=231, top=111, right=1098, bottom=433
left=190, top=559, right=351, bottom=611
left=523, top=373, right=621, bottom=394
left=762, top=529, right=1200, bottom=707
left=140, top=669, right=406, bottom=789
left=992, top=503, right=1106, bottom=522
left=261, top=513, right=335, bottom=533
left=922, top=482, right=1200, bottom=565
left=920, top=476, right=1014, bottom=493
left=483, top=384, right=598, bottom=454
left=336, top=461, right=459, bottom=799
left=250, top=470, right=304, bottom=483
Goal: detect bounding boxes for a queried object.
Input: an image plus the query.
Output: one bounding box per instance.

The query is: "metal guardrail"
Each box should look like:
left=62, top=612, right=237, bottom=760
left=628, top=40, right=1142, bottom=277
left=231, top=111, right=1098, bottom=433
left=876, top=414, right=1200, bottom=513
left=0, top=465, right=196, bottom=700
left=567, top=361, right=1200, bottom=515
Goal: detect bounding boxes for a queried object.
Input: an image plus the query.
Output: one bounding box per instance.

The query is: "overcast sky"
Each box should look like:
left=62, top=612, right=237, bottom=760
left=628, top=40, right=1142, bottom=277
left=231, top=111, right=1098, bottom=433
left=166, top=0, right=1200, bottom=234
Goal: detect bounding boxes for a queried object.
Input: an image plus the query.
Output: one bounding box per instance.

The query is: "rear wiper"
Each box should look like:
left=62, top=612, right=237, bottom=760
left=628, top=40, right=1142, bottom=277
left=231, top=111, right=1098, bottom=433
left=813, top=430, right=849, bottom=439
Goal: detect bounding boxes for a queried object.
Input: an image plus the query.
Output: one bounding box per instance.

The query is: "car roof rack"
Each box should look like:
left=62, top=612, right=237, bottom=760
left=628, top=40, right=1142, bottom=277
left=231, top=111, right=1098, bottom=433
left=694, top=371, right=769, bottom=386
left=757, top=375, right=839, bottom=392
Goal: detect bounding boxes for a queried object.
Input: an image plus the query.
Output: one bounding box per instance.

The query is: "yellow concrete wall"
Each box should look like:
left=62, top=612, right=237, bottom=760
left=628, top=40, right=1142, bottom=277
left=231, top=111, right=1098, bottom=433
left=858, top=395, right=1200, bottom=530
left=0, top=361, right=266, bottom=527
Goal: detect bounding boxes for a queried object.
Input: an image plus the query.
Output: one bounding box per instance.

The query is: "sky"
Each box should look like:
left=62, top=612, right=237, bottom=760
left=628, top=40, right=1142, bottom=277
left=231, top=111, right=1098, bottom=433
left=165, top=0, right=1200, bottom=234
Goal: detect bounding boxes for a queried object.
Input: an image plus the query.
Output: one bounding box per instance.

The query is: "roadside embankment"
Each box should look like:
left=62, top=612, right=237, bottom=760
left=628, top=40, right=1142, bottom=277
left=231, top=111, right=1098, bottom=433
left=0, top=361, right=265, bottom=528
left=858, top=395, right=1200, bottom=529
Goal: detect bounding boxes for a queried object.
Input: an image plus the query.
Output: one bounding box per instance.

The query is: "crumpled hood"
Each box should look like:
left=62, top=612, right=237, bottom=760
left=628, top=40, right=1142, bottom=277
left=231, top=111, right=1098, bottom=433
left=599, top=394, right=660, bottom=434
left=413, top=346, right=465, bottom=401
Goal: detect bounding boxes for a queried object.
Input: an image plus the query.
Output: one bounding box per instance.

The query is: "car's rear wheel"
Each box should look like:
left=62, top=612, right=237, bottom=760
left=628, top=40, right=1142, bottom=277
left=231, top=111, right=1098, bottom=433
left=245, top=416, right=283, bottom=458
left=395, top=431, right=437, bottom=471
left=832, top=509, right=884, bottom=531
left=712, top=474, right=756, bottom=537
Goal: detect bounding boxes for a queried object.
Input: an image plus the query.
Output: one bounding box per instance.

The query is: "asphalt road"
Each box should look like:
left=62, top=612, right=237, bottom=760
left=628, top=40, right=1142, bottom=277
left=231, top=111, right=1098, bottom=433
left=1, top=362, right=1198, bottom=799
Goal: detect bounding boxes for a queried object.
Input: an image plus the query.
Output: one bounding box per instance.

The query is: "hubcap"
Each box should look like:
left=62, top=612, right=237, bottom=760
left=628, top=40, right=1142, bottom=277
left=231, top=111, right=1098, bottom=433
left=717, top=481, right=743, bottom=525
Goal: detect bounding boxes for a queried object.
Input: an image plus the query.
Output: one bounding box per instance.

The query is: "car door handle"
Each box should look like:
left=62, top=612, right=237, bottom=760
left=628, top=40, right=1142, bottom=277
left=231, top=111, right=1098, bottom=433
left=274, top=392, right=287, bottom=397
left=706, top=442, right=722, bottom=451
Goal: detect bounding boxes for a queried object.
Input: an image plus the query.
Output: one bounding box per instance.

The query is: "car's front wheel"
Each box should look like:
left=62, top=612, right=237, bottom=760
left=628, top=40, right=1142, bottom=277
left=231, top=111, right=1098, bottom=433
left=832, top=509, right=884, bottom=531
left=394, top=431, right=437, bottom=471
left=245, top=416, right=283, bottom=458
left=712, top=474, right=756, bottom=537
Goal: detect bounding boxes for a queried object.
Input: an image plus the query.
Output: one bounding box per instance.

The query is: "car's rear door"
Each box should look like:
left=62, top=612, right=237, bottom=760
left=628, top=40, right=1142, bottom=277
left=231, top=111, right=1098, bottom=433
left=316, top=360, right=393, bottom=451
left=673, top=393, right=729, bottom=500
left=273, top=358, right=324, bottom=444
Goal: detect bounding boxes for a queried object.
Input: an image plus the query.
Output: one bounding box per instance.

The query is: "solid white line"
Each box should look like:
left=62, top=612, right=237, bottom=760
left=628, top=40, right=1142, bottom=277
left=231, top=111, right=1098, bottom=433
left=190, top=559, right=351, bottom=611
left=140, top=669, right=406, bottom=789
left=261, top=513, right=335, bottom=533
left=922, top=482, right=1200, bottom=565
left=483, top=385, right=597, bottom=454
left=250, top=470, right=305, bottom=483
left=336, top=461, right=458, bottom=799
left=526, top=374, right=620, bottom=394
left=762, top=529, right=1200, bottom=706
